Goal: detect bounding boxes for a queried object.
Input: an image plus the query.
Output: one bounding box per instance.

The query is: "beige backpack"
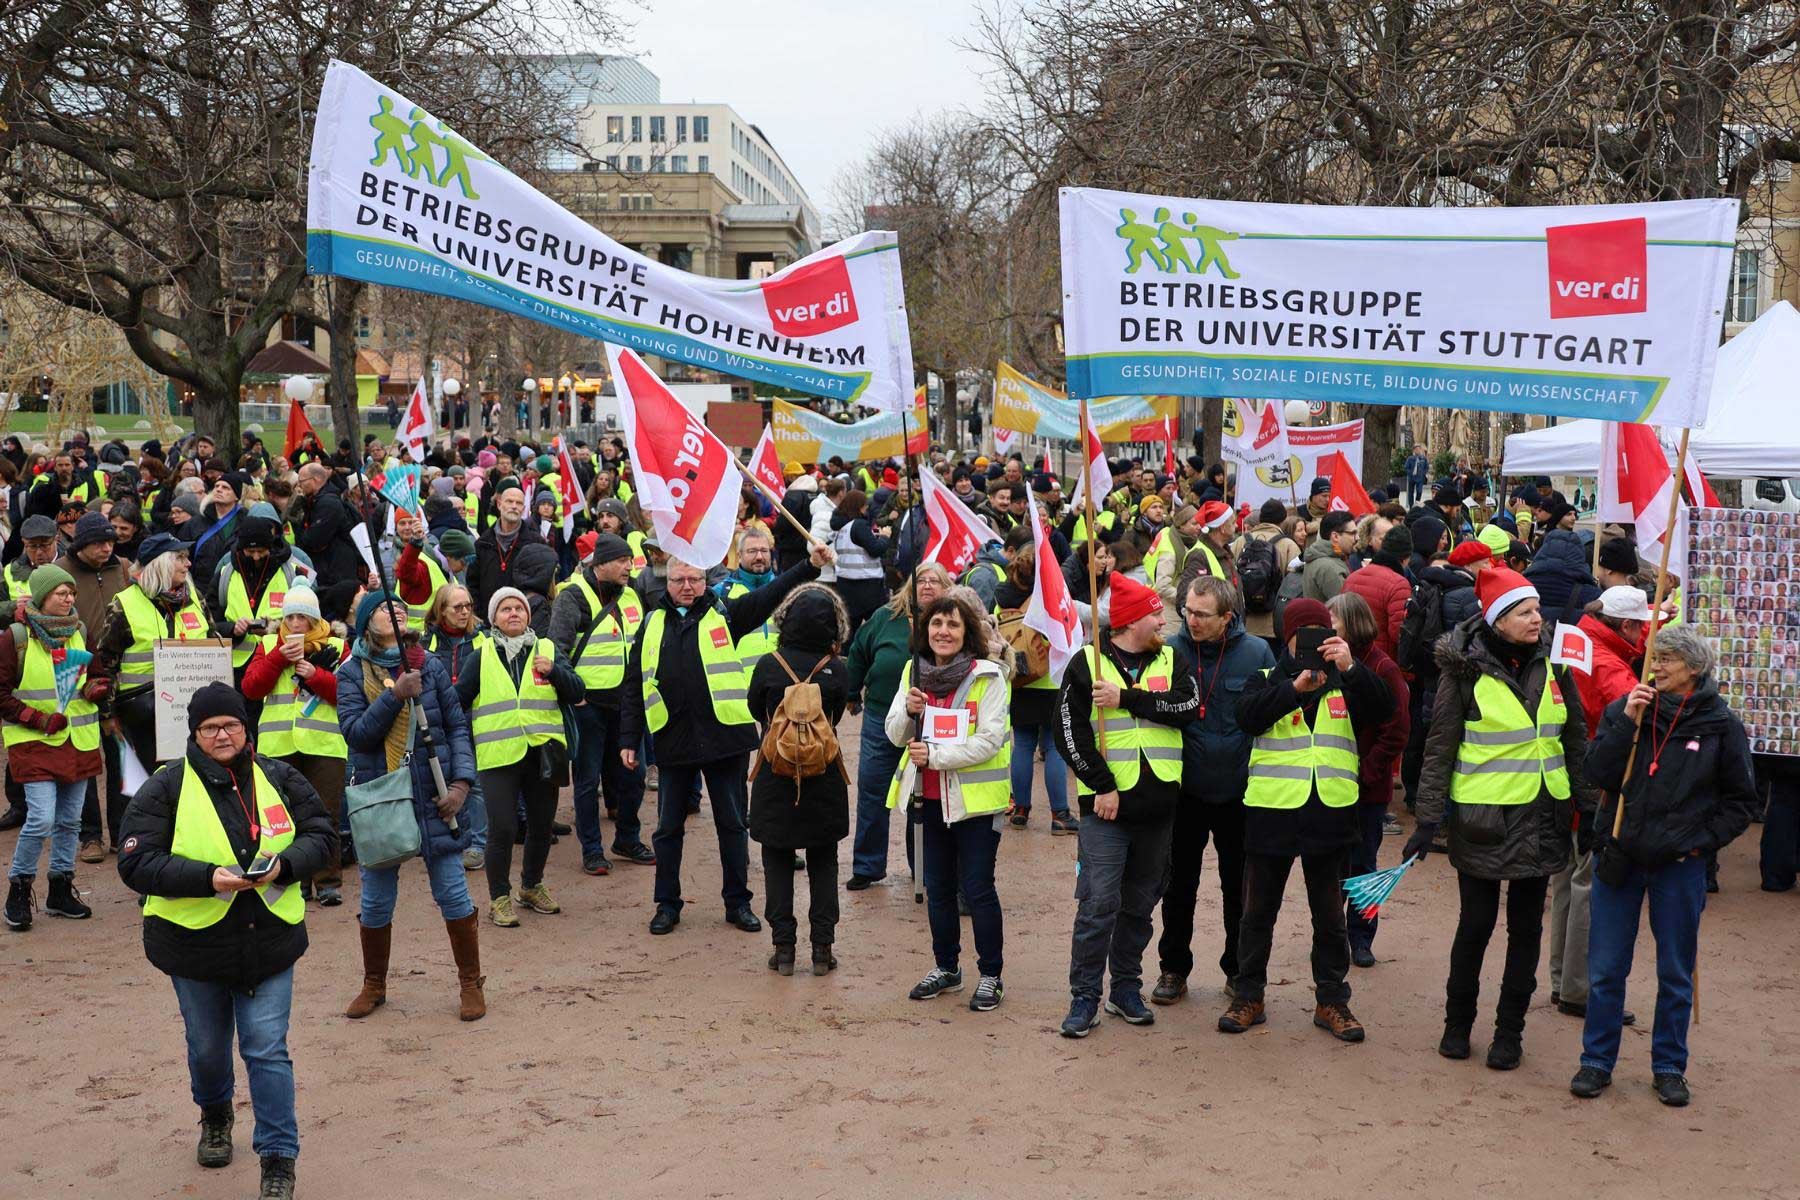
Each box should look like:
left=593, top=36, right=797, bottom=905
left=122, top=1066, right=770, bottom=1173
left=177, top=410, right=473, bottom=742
left=753, top=653, right=847, bottom=788
left=996, top=606, right=1050, bottom=684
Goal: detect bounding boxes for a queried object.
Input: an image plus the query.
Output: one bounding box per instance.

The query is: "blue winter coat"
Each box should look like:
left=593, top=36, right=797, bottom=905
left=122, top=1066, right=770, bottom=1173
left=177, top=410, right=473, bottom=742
left=1524, top=529, right=1600, bottom=623
left=1174, top=615, right=1276, bottom=804
left=335, top=652, right=476, bottom=860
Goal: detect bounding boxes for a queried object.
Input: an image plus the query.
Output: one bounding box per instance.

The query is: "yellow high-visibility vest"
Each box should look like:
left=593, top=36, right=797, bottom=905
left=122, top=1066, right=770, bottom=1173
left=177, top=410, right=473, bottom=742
left=1075, top=645, right=1183, bottom=794
left=116, top=586, right=210, bottom=690
left=568, top=576, right=642, bottom=691
left=254, top=634, right=346, bottom=758
left=1451, top=672, right=1571, bottom=806
left=639, top=606, right=751, bottom=732
left=470, top=641, right=567, bottom=769
left=1245, top=669, right=1359, bottom=809
left=2, top=630, right=100, bottom=752
left=141, top=760, right=303, bottom=930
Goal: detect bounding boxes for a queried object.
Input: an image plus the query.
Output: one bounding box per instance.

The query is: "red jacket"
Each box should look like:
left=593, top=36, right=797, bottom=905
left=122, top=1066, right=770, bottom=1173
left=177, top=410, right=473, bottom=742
left=1342, top=560, right=1411, bottom=663
left=241, top=640, right=343, bottom=706
left=1573, top=613, right=1640, bottom=741
left=1354, top=643, right=1411, bottom=805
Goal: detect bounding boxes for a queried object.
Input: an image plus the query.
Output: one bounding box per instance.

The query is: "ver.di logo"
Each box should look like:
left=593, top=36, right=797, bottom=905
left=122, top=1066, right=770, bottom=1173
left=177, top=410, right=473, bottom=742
left=369, top=95, right=491, bottom=200
left=1116, top=207, right=1240, bottom=277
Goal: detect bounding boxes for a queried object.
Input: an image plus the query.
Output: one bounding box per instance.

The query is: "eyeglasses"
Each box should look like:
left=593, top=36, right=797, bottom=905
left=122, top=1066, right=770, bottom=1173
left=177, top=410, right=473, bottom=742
left=197, top=720, right=244, bottom=739
left=447, top=601, right=474, bottom=611
left=1186, top=608, right=1226, bottom=621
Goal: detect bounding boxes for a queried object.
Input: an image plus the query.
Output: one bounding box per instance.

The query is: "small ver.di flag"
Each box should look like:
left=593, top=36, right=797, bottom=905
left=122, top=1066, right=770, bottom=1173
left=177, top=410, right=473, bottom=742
left=1023, top=494, right=1085, bottom=683
left=918, top=464, right=1002, bottom=577
left=608, top=343, right=741, bottom=568
left=1550, top=622, right=1595, bottom=675
left=398, top=378, right=434, bottom=462
left=749, top=425, right=787, bottom=500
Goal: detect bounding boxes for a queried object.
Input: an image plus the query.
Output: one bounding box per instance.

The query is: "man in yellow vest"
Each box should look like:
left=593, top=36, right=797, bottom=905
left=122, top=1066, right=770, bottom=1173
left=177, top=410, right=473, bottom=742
left=211, top=514, right=300, bottom=678
left=1053, top=572, right=1198, bottom=1038
left=1220, top=597, right=1393, bottom=1043
left=620, top=542, right=834, bottom=936
left=117, top=682, right=335, bottom=1200
left=549, top=531, right=655, bottom=875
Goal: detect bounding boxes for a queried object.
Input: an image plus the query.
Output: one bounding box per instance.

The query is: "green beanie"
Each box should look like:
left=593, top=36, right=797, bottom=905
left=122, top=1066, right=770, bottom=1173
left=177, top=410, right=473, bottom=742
left=534, top=454, right=555, bottom=474
left=28, top=563, right=76, bottom=609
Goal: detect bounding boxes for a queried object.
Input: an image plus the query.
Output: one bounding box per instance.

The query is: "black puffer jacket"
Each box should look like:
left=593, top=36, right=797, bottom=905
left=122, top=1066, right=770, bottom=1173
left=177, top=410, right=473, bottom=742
left=118, top=742, right=336, bottom=988
left=1525, top=529, right=1599, bottom=625
left=1416, top=618, right=1595, bottom=880
left=1586, top=675, right=1758, bottom=867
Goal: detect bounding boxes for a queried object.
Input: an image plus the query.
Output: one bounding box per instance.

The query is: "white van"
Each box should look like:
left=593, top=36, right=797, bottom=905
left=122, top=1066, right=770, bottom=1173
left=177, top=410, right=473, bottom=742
left=1743, top=477, right=1800, bottom=513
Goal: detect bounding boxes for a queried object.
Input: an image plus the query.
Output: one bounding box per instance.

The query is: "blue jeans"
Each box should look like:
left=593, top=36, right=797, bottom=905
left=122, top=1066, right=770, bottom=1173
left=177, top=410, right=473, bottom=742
left=358, top=847, right=475, bottom=927
left=652, top=753, right=751, bottom=912
left=8, top=777, right=85, bottom=880
left=852, top=709, right=905, bottom=879
left=921, top=800, right=1003, bottom=978
left=170, top=968, right=298, bottom=1159
left=1009, top=720, right=1069, bottom=816
left=1582, top=854, right=1706, bottom=1076
left=1344, top=804, right=1387, bottom=951
left=569, top=700, right=646, bottom=858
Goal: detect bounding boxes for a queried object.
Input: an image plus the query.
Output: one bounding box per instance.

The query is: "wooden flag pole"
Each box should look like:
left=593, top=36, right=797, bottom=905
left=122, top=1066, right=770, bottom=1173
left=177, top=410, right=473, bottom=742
left=735, top=457, right=825, bottom=547
left=1079, top=398, right=1110, bottom=755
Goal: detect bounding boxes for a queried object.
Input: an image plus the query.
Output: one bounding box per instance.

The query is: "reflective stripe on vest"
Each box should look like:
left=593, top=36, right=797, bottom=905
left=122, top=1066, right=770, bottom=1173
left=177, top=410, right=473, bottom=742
left=725, top=581, right=774, bottom=671
left=570, top=576, right=641, bottom=691
left=1074, top=644, right=1184, bottom=795
left=141, top=761, right=303, bottom=930
left=1451, top=671, right=1571, bottom=805
left=883, top=664, right=1012, bottom=816
left=471, top=641, right=568, bottom=769
left=833, top=523, right=883, bottom=581
left=405, top=555, right=447, bottom=633
left=224, top=565, right=298, bottom=668
left=1245, top=669, right=1359, bottom=809
left=1143, top=528, right=1176, bottom=589
left=2, top=630, right=100, bottom=752
left=255, top=633, right=346, bottom=758
left=639, top=606, right=752, bottom=733
left=117, top=586, right=209, bottom=688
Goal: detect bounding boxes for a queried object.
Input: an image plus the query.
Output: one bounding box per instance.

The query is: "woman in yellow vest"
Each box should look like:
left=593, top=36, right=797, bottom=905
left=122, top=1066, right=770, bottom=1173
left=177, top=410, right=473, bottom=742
left=1, top=565, right=104, bottom=928
left=453, top=587, right=584, bottom=929
left=1411, top=566, right=1594, bottom=1071
left=423, top=584, right=489, bottom=872
left=89, top=534, right=211, bottom=778
left=884, top=593, right=1012, bottom=1013
left=116, top=682, right=334, bottom=1200
left=241, top=586, right=348, bottom=907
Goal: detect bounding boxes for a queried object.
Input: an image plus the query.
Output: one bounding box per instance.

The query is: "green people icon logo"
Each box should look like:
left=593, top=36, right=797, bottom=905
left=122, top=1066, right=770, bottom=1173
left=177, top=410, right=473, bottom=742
left=369, top=95, right=491, bottom=200
left=1116, top=208, right=1240, bottom=278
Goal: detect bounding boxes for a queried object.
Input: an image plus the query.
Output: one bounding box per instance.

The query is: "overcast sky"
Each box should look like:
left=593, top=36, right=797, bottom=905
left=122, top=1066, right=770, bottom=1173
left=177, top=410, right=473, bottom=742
left=614, top=1, right=996, bottom=215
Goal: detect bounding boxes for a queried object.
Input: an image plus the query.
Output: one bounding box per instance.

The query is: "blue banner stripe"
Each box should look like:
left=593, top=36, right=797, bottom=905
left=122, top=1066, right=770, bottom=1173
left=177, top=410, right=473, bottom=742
left=307, top=232, right=873, bottom=402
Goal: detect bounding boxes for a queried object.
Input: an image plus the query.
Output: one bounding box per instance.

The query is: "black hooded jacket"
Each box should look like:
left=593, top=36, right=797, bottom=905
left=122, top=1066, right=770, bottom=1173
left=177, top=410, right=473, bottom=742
left=746, top=585, right=851, bottom=849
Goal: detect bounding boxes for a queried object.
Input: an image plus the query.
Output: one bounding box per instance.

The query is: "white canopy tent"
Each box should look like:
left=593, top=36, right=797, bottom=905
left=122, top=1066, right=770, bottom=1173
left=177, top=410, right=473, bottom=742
left=1502, top=300, right=1800, bottom=478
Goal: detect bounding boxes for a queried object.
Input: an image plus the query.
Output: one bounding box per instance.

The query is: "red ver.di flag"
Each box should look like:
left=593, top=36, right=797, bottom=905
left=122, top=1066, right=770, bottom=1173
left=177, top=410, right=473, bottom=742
left=1023, top=496, right=1085, bottom=683
left=553, top=436, right=588, bottom=537
left=1067, top=411, right=1112, bottom=512
left=750, top=425, right=786, bottom=500
left=1550, top=622, right=1595, bottom=675
left=608, top=343, right=741, bottom=567
left=1326, top=451, right=1375, bottom=518
left=918, top=464, right=1002, bottom=576
left=398, top=377, right=434, bottom=462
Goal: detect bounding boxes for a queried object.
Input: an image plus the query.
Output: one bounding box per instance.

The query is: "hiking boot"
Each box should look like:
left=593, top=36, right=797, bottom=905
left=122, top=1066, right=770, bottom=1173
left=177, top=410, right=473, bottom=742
left=0, top=805, right=23, bottom=831
left=649, top=907, right=680, bottom=934
left=1060, top=996, right=1101, bottom=1038
left=461, top=848, right=485, bottom=871
left=1104, top=991, right=1154, bottom=1026
left=446, top=912, right=486, bottom=1021
left=489, top=895, right=520, bottom=928
left=1218, top=998, right=1266, bottom=1033
left=812, top=943, right=838, bottom=975
left=5, top=877, right=34, bottom=931
left=908, top=967, right=963, bottom=1001
left=612, top=843, right=656, bottom=865
left=1438, top=1026, right=1472, bottom=1060
left=1150, top=972, right=1188, bottom=1006
left=1051, top=813, right=1080, bottom=835
left=582, top=856, right=612, bottom=876
left=969, top=975, right=1004, bottom=1012
left=1653, top=1073, right=1691, bottom=1107
left=259, top=1153, right=296, bottom=1200
left=77, top=839, right=104, bottom=864
left=1486, top=1034, right=1523, bottom=1071
left=515, top=883, right=561, bottom=914
left=43, top=874, right=91, bottom=919
left=1570, top=1066, right=1612, bottom=1098
left=317, top=885, right=342, bottom=907
left=196, top=1102, right=234, bottom=1168
left=345, top=921, right=391, bottom=1019
left=769, top=945, right=795, bottom=976
left=1313, top=1002, right=1365, bottom=1043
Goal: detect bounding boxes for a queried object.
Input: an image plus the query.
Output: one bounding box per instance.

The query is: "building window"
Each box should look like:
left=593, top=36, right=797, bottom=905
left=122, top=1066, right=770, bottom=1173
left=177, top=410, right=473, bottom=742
left=356, top=315, right=372, bottom=343
left=676, top=116, right=687, bottom=142
left=649, top=115, right=665, bottom=142
left=671, top=155, right=688, bottom=172
left=630, top=115, right=642, bottom=141
left=605, top=116, right=623, bottom=142
left=1730, top=247, right=1761, bottom=322
left=627, top=155, right=642, bottom=172
left=697, top=155, right=709, bottom=173
left=618, top=193, right=654, bottom=212
left=580, top=161, right=600, bottom=173
left=650, top=156, right=665, bottom=173
left=693, top=115, right=709, bottom=142
left=604, top=155, right=619, bottom=170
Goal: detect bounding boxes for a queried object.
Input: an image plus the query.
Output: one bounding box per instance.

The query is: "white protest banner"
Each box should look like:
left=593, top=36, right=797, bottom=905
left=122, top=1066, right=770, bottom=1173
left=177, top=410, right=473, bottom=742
left=1221, top=398, right=1290, bottom=484
left=308, top=60, right=914, bottom=410
left=1058, top=188, right=1736, bottom=426
left=153, top=640, right=235, bottom=762
left=1232, top=419, right=1364, bottom=514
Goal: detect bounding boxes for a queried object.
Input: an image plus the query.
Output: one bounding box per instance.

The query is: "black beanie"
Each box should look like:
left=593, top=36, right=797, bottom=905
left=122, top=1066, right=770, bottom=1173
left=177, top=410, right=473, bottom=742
left=590, top=532, right=631, bottom=565
left=188, top=681, right=247, bottom=731
left=1597, top=537, right=1640, bottom=576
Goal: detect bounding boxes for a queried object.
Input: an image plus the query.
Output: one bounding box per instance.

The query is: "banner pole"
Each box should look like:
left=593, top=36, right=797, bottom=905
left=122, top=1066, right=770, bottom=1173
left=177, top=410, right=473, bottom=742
left=1080, top=398, right=1111, bottom=758
left=900, top=400, right=928, bottom=904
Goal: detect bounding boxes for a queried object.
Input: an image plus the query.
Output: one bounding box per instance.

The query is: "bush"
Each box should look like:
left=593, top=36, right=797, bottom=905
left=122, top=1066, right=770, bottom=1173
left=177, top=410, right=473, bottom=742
left=1431, top=450, right=1458, bottom=479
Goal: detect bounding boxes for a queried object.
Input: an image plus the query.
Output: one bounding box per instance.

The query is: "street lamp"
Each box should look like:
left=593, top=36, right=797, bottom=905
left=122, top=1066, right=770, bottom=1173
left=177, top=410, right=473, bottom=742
left=1283, top=400, right=1311, bottom=427
left=522, top=376, right=538, bottom=435
left=443, top=377, right=462, bottom=398
left=283, top=375, right=314, bottom=404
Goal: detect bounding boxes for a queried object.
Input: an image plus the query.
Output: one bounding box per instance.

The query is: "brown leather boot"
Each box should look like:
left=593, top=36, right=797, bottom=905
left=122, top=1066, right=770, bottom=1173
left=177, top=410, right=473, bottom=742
left=1313, top=1001, right=1366, bottom=1043
left=344, top=921, right=391, bottom=1019
left=1217, top=997, right=1266, bottom=1033
left=445, top=912, right=486, bottom=1021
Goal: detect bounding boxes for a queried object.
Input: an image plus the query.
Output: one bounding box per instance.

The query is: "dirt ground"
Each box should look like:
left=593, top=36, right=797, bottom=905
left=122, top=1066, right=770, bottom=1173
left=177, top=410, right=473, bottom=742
left=2, top=732, right=1796, bottom=1200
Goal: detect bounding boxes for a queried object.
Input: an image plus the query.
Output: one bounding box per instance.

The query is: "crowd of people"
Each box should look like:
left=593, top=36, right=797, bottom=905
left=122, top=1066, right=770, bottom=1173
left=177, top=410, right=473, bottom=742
left=0, top=425, right=1785, bottom=1199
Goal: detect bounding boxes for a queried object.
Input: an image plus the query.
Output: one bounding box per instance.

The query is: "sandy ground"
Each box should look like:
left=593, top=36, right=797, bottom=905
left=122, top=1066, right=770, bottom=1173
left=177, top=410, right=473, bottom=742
left=2, top=732, right=1796, bottom=1200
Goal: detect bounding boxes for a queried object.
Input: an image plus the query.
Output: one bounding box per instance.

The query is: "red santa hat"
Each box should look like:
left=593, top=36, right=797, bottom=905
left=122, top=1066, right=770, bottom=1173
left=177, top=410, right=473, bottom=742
left=1107, top=571, right=1163, bottom=629
left=1198, top=500, right=1234, bottom=532
left=1476, top=566, right=1539, bottom=626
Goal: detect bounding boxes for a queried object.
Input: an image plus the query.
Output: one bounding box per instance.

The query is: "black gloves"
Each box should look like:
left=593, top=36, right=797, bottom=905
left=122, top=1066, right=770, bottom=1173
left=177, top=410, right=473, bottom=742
left=1403, top=822, right=1439, bottom=862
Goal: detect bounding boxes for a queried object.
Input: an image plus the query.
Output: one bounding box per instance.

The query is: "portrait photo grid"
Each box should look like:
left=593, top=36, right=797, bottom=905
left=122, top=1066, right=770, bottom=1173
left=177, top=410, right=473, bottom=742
left=1687, top=507, right=1800, bottom=759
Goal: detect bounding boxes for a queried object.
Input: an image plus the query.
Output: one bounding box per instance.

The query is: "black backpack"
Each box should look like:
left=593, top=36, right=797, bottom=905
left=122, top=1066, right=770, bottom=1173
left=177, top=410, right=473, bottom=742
left=1396, top=579, right=1446, bottom=674
left=1237, top=534, right=1281, bottom=613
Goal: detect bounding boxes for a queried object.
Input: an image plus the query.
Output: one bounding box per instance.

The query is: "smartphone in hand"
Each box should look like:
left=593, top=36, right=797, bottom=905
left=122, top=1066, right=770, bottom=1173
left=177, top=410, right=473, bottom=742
left=244, top=855, right=280, bottom=880
left=1295, top=626, right=1329, bottom=674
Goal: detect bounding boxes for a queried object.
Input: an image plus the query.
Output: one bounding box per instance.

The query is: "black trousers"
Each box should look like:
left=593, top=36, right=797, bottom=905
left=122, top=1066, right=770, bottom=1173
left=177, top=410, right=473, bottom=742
left=1445, top=872, right=1549, bottom=1037
left=1235, top=850, right=1350, bottom=1006
left=481, top=748, right=557, bottom=901
left=1400, top=686, right=1430, bottom=812
left=761, top=845, right=839, bottom=947
left=1156, top=800, right=1246, bottom=985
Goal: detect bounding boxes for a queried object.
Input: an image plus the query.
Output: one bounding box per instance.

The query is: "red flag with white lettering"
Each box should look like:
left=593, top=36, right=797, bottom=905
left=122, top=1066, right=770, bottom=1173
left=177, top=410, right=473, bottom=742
left=1326, top=451, right=1375, bottom=518
left=919, top=464, right=1002, bottom=576
left=553, top=435, right=587, bottom=539
left=607, top=343, right=740, bottom=567
left=398, top=378, right=434, bottom=463
left=1164, top=415, right=1177, bottom=478
left=749, top=425, right=786, bottom=500
left=1023, top=492, right=1085, bottom=683
left=1067, top=408, right=1111, bottom=512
